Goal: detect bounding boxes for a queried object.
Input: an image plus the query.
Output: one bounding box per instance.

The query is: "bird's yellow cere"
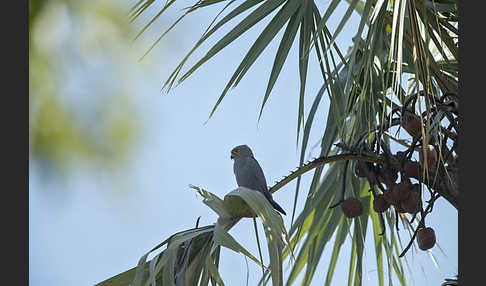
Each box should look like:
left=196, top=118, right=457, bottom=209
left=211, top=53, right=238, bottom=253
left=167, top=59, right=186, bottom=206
left=231, top=148, right=239, bottom=159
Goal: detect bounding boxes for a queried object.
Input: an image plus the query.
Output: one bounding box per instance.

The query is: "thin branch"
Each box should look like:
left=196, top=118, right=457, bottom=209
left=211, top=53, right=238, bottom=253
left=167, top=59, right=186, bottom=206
left=399, top=193, right=440, bottom=257
left=269, top=153, right=383, bottom=194
left=383, top=131, right=412, bottom=148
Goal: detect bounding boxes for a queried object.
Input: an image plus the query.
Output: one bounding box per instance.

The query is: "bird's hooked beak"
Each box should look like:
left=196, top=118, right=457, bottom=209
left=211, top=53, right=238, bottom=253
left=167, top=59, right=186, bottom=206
left=231, top=149, right=238, bottom=159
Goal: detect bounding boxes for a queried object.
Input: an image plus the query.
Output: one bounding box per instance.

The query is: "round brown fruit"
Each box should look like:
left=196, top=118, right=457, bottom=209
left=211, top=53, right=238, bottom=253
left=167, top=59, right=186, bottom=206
left=419, top=145, right=438, bottom=168
left=394, top=181, right=411, bottom=202
left=340, top=198, right=363, bottom=218
left=404, top=160, right=420, bottom=179
left=383, top=184, right=400, bottom=206
left=416, top=227, right=436, bottom=250
left=401, top=111, right=422, bottom=138
left=373, top=194, right=390, bottom=213
left=401, top=190, right=421, bottom=214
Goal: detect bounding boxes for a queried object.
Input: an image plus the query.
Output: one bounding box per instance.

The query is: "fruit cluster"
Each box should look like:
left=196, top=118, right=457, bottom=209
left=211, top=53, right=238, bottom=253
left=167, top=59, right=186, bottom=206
left=337, top=108, right=445, bottom=252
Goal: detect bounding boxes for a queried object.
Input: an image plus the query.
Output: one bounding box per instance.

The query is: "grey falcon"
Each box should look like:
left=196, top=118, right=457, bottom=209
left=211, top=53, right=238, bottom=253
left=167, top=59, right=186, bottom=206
left=230, top=145, right=286, bottom=215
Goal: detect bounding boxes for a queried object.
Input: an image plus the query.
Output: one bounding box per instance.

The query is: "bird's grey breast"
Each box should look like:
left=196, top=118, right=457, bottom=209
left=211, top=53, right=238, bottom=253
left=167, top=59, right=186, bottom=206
left=233, top=156, right=269, bottom=193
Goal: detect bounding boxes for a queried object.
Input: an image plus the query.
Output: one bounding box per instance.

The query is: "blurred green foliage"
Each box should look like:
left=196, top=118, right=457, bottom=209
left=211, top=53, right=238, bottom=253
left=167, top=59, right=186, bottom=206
left=29, top=0, right=143, bottom=171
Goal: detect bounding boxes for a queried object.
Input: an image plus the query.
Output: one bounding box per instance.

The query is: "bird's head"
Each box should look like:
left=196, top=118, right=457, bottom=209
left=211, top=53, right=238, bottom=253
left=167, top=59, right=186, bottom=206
left=231, top=145, right=254, bottom=159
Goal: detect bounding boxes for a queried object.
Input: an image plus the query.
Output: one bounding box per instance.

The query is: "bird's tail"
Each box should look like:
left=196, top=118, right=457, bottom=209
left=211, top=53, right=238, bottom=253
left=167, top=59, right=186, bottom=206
left=270, top=199, right=286, bottom=215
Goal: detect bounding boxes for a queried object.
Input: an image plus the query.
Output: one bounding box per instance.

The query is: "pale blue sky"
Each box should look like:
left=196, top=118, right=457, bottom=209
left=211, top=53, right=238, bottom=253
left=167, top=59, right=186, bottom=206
left=29, top=1, right=457, bottom=285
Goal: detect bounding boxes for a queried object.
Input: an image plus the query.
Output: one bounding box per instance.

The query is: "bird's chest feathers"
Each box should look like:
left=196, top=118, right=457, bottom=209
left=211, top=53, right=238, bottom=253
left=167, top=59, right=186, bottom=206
left=233, top=157, right=253, bottom=176
left=233, top=156, right=267, bottom=191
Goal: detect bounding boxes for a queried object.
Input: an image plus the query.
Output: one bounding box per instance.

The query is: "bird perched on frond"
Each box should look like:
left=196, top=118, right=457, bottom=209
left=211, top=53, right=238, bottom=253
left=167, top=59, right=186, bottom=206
left=230, top=145, right=286, bottom=215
